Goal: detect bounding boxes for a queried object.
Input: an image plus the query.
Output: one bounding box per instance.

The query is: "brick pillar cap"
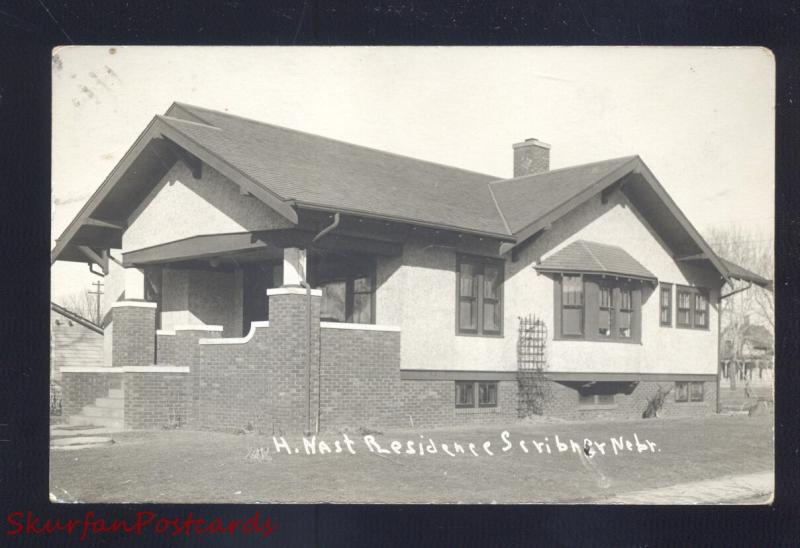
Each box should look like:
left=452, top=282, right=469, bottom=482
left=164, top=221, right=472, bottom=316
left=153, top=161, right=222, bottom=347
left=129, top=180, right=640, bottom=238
left=267, top=287, right=322, bottom=297
left=111, top=301, right=157, bottom=309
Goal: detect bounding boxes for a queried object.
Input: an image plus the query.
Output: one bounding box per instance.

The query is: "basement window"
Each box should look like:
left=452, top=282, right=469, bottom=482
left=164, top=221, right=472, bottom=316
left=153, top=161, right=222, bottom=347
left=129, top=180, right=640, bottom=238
left=675, top=381, right=704, bottom=402
left=455, top=381, right=498, bottom=408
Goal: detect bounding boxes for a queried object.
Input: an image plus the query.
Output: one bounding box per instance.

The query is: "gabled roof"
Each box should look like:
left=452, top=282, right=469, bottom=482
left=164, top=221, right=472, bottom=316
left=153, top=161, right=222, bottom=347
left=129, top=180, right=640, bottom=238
left=162, top=103, right=508, bottom=237
left=51, top=102, right=771, bottom=289
left=718, top=258, right=772, bottom=289
left=534, top=240, right=657, bottom=282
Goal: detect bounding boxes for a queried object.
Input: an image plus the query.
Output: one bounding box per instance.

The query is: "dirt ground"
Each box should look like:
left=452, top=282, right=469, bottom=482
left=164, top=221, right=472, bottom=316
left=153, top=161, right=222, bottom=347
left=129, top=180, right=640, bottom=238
left=50, top=413, right=773, bottom=504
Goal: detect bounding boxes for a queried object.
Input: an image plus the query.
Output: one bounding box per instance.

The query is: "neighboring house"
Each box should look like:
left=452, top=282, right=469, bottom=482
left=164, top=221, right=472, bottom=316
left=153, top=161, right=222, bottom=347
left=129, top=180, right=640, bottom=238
left=50, top=302, right=104, bottom=381
left=51, top=103, right=770, bottom=432
left=722, top=321, right=774, bottom=384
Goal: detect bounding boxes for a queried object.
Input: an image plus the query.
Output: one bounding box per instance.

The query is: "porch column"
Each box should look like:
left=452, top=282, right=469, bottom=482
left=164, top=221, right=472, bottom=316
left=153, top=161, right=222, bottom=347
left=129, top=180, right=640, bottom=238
left=111, top=301, right=156, bottom=367
left=124, top=266, right=146, bottom=300
left=282, top=247, right=307, bottom=287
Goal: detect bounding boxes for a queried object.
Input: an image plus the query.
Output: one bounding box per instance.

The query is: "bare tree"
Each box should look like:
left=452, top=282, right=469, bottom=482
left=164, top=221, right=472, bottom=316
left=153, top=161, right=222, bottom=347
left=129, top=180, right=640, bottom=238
left=705, top=225, right=774, bottom=387
left=57, top=289, right=102, bottom=325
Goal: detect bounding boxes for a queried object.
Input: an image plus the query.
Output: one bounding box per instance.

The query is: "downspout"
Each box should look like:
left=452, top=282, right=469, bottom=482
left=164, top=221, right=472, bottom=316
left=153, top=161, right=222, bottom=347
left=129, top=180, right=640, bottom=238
left=717, top=281, right=753, bottom=413
left=300, top=212, right=341, bottom=435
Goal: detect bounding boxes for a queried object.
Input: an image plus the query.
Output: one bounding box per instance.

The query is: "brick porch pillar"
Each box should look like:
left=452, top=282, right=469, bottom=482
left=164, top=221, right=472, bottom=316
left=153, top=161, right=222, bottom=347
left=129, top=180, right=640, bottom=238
left=111, top=301, right=157, bottom=367
left=266, top=287, right=322, bottom=434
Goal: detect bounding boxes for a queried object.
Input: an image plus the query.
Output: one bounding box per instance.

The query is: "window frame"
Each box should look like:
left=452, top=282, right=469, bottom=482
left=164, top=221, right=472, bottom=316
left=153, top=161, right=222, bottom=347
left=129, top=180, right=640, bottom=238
left=455, top=381, right=476, bottom=408
left=578, top=393, right=616, bottom=407
left=675, top=285, right=711, bottom=331
left=455, top=381, right=499, bottom=408
left=311, top=256, right=377, bottom=325
left=675, top=381, right=705, bottom=403
left=659, top=283, right=673, bottom=327
left=560, top=273, right=585, bottom=338
left=477, top=381, right=498, bottom=408
left=455, top=254, right=504, bottom=337
left=554, top=273, right=643, bottom=344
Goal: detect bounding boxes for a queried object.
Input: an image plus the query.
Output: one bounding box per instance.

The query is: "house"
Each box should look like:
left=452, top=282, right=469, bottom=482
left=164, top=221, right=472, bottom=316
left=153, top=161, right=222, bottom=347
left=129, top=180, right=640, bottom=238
left=50, top=302, right=104, bottom=380
left=51, top=103, right=770, bottom=432
left=722, top=321, right=774, bottom=385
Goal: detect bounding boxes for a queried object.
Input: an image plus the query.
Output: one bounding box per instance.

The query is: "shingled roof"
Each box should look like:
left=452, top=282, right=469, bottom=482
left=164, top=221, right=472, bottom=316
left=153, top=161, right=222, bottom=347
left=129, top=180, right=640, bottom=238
left=51, top=102, right=771, bottom=289
left=535, top=240, right=657, bottom=282
left=162, top=103, right=508, bottom=237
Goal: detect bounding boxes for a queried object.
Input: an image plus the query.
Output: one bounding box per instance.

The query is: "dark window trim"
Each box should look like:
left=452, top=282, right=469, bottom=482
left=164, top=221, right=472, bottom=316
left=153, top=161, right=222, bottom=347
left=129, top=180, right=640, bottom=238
left=675, top=285, right=711, bottom=331
left=554, top=273, right=643, bottom=344
left=455, top=254, right=504, bottom=337
left=478, top=381, right=498, bottom=408
left=455, top=380, right=498, bottom=408
left=455, top=381, right=475, bottom=408
left=660, top=283, right=673, bottom=327
left=313, top=256, right=377, bottom=325
left=675, top=381, right=705, bottom=403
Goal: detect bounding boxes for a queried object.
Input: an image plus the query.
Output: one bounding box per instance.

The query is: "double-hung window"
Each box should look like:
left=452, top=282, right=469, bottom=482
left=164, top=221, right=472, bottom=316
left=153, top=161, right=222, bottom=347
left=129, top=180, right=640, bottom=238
left=561, top=274, right=584, bottom=337
left=660, top=283, right=673, bottom=327
left=556, top=274, right=642, bottom=343
left=676, top=286, right=710, bottom=330
left=457, top=255, right=503, bottom=336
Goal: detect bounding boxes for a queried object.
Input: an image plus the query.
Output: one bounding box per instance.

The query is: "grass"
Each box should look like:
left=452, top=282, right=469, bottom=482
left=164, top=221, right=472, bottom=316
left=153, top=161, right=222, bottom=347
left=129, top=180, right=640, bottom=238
left=50, top=413, right=773, bottom=504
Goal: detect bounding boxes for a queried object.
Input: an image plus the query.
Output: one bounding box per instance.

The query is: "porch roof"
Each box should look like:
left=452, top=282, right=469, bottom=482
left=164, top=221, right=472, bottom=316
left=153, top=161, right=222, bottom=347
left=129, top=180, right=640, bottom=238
left=534, top=240, right=657, bottom=282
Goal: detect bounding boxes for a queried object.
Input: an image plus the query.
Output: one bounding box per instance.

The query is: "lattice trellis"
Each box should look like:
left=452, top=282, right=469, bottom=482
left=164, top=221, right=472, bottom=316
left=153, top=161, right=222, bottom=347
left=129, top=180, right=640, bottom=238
left=517, top=314, right=550, bottom=417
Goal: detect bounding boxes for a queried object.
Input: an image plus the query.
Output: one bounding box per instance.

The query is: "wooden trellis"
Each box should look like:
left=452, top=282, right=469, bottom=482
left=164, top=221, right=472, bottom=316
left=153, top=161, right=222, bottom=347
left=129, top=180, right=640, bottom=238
left=517, top=314, right=550, bottom=416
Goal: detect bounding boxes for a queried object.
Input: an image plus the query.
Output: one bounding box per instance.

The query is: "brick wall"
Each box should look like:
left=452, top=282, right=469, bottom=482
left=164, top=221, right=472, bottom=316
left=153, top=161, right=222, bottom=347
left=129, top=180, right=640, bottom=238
left=156, top=333, right=175, bottom=364
left=123, top=370, right=191, bottom=429
left=112, top=303, right=156, bottom=367
left=540, top=380, right=715, bottom=421
left=60, top=371, right=122, bottom=417
left=185, top=292, right=321, bottom=435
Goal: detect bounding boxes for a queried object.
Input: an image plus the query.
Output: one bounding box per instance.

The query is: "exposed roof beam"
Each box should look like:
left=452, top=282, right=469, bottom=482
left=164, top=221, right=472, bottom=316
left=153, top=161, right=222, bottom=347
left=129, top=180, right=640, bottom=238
left=85, top=217, right=126, bottom=230
left=675, top=252, right=708, bottom=262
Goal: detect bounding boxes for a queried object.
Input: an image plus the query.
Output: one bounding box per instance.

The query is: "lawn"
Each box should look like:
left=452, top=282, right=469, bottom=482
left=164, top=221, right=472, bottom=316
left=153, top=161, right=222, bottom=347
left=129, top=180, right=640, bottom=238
left=50, top=414, right=773, bottom=504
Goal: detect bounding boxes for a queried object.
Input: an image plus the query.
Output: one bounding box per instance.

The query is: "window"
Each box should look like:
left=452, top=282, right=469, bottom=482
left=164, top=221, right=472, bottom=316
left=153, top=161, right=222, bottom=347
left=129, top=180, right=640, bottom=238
left=676, top=289, right=692, bottom=327
left=660, top=284, right=672, bottom=327
left=598, top=283, right=613, bottom=337
left=310, top=255, right=375, bottom=324
left=561, top=274, right=584, bottom=336
left=579, top=393, right=615, bottom=406
left=457, top=255, right=503, bottom=336
left=455, top=381, right=498, bottom=408
left=676, top=286, right=710, bottom=330
left=675, top=381, right=704, bottom=403
left=618, top=288, right=632, bottom=338
left=478, top=382, right=498, bottom=407
left=455, top=381, right=475, bottom=408
left=556, top=275, right=642, bottom=343
left=694, top=292, right=708, bottom=328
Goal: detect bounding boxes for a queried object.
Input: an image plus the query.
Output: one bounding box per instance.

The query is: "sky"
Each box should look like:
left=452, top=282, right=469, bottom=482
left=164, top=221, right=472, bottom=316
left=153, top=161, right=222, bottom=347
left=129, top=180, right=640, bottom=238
left=51, top=46, right=775, bottom=303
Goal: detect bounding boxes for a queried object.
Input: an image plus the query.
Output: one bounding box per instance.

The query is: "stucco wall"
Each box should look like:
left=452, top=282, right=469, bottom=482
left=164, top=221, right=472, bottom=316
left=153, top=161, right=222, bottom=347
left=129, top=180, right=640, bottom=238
left=392, top=190, right=720, bottom=376
left=123, top=160, right=292, bottom=253
left=159, top=267, right=242, bottom=336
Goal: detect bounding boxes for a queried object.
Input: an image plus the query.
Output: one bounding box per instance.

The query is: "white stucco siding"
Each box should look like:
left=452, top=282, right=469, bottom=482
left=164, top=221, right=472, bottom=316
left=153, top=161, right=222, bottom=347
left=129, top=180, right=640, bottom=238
left=159, top=267, right=242, bottom=336
left=122, top=160, right=292, bottom=253
left=395, top=190, right=720, bottom=376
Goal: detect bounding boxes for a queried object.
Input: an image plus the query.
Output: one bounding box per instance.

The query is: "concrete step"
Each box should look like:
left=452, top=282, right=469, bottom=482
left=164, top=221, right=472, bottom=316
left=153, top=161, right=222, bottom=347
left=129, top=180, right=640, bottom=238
left=82, top=405, right=124, bottom=418
left=95, top=397, right=124, bottom=409
left=108, top=388, right=124, bottom=398
left=68, top=415, right=124, bottom=429
left=51, top=436, right=114, bottom=448
left=52, top=440, right=115, bottom=451
left=51, top=426, right=122, bottom=438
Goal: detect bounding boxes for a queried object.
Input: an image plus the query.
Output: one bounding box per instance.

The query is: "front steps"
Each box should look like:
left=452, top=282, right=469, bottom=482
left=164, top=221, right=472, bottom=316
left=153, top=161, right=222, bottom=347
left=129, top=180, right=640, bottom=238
left=51, top=388, right=125, bottom=450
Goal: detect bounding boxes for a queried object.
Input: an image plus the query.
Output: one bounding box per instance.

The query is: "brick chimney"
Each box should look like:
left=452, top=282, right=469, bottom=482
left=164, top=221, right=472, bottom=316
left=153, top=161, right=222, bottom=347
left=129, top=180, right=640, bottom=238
left=513, top=138, right=551, bottom=177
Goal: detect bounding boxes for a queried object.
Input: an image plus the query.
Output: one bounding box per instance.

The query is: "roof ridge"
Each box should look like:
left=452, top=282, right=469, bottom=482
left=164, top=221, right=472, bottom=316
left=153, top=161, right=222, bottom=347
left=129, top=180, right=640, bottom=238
left=488, top=155, right=639, bottom=185
left=173, top=103, right=502, bottom=181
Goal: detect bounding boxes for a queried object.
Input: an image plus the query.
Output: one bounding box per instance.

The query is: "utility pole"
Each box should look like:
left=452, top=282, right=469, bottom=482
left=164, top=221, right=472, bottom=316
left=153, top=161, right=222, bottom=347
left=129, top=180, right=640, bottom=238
left=88, top=280, right=104, bottom=325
